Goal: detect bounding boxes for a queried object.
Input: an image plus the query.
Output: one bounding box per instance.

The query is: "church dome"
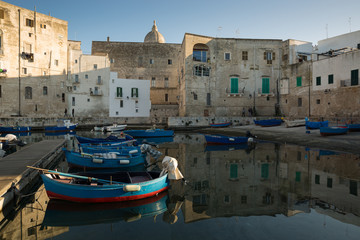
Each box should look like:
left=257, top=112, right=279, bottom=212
left=144, top=20, right=165, bottom=43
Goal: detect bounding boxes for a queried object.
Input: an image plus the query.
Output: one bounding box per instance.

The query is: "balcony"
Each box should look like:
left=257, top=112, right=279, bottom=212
left=21, top=52, right=34, bottom=62
left=225, top=87, right=244, bottom=97
left=0, top=69, right=7, bottom=78
left=90, top=90, right=103, bottom=96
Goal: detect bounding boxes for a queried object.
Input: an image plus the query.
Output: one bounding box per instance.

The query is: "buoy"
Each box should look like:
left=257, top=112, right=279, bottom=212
left=123, top=185, right=141, bottom=192
left=92, top=158, right=103, bottom=164
left=119, top=160, right=130, bottom=164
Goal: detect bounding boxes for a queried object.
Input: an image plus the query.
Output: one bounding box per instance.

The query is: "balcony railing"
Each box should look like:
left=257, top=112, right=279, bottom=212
left=90, top=90, right=103, bottom=96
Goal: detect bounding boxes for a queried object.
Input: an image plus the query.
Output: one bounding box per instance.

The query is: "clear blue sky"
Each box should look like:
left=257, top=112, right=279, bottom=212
left=4, top=0, right=360, bottom=54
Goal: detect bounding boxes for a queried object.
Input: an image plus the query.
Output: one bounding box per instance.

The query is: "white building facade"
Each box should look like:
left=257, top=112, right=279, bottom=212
left=109, top=72, right=151, bottom=117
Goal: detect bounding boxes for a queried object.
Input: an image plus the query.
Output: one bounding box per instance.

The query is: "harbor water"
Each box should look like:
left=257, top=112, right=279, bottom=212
left=0, top=131, right=359, bottom=240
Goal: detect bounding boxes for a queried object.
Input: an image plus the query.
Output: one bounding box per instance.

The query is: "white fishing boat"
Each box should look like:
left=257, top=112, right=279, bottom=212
left=104, top=124, right=127, bottom=132
left=284, top=119, right=306, bottom=128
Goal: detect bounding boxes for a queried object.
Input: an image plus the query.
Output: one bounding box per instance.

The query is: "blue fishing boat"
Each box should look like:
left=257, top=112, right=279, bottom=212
left=76, top=134, right=134, bottom=144
left=136, top=136, right=174, bottom=144
left=0, top=126, right=31, bottom=133
left=40, top=169, right=170, bottom=203
left=79, top=144, right=141, bottom=156
left=305, top=119, right=328, bottom=129
left=320, top=126, right=348, bottom=136
left=204, top=134, right=249, bottom=145
left=253, top=119, right=282, bottom=127
left=45, top=119, right=77, bottom=132
left=124, top=129, right=174, bottom=138
left=42, top=191, right=168, bottom=226
left=209, top=122, right=231, bottom=128
left=64, top=149, right=146, bottom=169
left=347, top=123, right=360, bottom=132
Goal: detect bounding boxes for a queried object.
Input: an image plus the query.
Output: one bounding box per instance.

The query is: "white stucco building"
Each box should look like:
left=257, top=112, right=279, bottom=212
left=109, top=72, right=151, bottom=117
left=67, top=41, right=110, bottom=117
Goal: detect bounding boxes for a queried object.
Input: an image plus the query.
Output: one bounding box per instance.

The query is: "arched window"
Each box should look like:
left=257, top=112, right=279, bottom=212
left=25, top=86, right=32, bottom=99
left=193, top=44, right=209, bottom=62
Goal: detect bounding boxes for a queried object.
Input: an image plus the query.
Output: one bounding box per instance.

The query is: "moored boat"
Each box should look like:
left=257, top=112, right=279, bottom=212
left=0, top=126, right=31, bottom=133
left=347, top=123, right=360, bottom=132
left=45, top=119, right=77, bottom=132
left=64, top=149, right=146, bottom=169
left=254, top=119, right=282, bottom=127
left=29, top=156, right=183, bottom=203
left=305, top=119, right=328, bottom=129
left=124, top=128, right=174, bottom=138
left=320, top=126, right=348, bottom=136
left=284, top=119, right=306, bottom=128
left=209, top=122, right=231, bottom=128
left=76, top=134, right=134, bottom=144
left=104, top=124, right=127, bottom=132
left=204, top=134, right=249, bottom=145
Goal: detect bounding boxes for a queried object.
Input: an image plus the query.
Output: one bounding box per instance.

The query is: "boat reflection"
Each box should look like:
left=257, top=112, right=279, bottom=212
left=42, top=191, right=169, bottom=227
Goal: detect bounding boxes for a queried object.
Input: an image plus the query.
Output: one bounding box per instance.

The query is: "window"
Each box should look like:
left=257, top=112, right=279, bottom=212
left=261, top=163, right=269, bottom=179
left=110, top=58, right=115, bottom=63
left=316, top=99, right=320, bottom=104
left=351, top=69, right=358, bottom=86
left=120, top=100, right=123, bottom=108
left=193, top=93, right=197, bottom=100
left=131, top=88, right=139, bottom=97
left=62, top=93, right=65, bottom=102
left=72, top=97, right=75, bottom=106
left=328, top=74, right=334, bottom=84
left=296, top=76, right=302, bottom=87
left=0, top=10, right=4, bottom=19
left=295, top=172, right=301, bottom=182
left=151, top=77, right=156, bottom=87
left=165, top=94, right=168, bottom=102
left=97, top=76, right=102, bottom=84
left=73, top=86, right=76, bottom=91
left=193, top=44, right=209, bottom=62
left=93, top=64, right=97, bottom=70
left=43, top=86, right=48, bottom=95
left=241, top=196, right=247, bottom=204
left=194, top=65, right=210, bottom=76
left=116, top=87, right=122, bottom=97
left=75, top=75, right=79, bottom=83
left=22, top=68, right=27, bottom=75
left=25, top=87, right=32, bottom=99
left=230, top=78, right=238, bottom=93
left=298, top=98, right=302, bottom=107
left=164, top=77, right=169, bottom=88
left=26, top=18, right=34, bottom=27
left=54, top=59, right=58, bottom=66
left=315, top=175, right=320, bottom=184
left=327, top=178, right=333, bottom=188
left=150, top=59, right=154, bottom=64
left=230, top=164, right=238, bottom=179
left=316, top=76, right=321, bottom=86
left=264, top=51, right=274, bottom=64
left=224, top=52, right=231, bottom=60
left=85, top=74, right=88, bottom=79
left=206, top=93, right=211, bottom=106
left=350, top=181, right=358, bottom=196
left=262, top=78, right=270, bottom=94
left=168, top=59, right=172, bottom=65
left=75, top=59, right=78, bottom=64
left=242, top=51, right=248, bottom=60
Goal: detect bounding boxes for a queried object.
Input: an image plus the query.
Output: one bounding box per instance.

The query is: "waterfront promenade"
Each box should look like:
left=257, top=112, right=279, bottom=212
left=198, top=124, right=360, bottom=155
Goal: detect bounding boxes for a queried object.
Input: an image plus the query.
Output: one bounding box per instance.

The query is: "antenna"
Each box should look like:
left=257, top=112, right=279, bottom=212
left=349, top=17, right=352, bottom=32
left=217, top=26, right=222, bottom=37
left=326, top=24, right=328, bottom=38
left=235, top=28, right=240, bottom=38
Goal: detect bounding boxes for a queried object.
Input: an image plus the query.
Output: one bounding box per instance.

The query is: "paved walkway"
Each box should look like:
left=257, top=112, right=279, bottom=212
left=198, top=124, right=360, bottom=154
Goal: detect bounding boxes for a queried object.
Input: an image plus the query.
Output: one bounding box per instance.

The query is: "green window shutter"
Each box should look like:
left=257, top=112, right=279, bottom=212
left=230, top=164, right=238, bottom=178
left=230, top=78, right=238, bottom=93
left=316, top=76, right=321, bottom=86
left=295, top=171, right=301, bottom=182
left=116, top=87, right=122, bottom=97
left=262, top=78, right=270, bottom=94
left=261, top=163, right=269, bottom=179
left=351, top=69, right=358, bottom=86
left=296, top=76, right=302, bottom=87
left=328, top=74, right=334, bottom=84
left=136, top=88, right=139, bottom=97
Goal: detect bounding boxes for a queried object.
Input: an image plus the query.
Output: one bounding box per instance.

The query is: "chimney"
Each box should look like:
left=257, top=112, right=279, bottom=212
left=107, top=36, right=110, bottom=42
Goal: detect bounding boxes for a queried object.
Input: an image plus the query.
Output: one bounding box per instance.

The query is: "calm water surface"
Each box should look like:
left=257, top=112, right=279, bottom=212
left=0, top=131, right=359, bottom=240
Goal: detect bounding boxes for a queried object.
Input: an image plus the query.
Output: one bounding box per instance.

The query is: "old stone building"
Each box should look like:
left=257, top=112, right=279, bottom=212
left=0, top=1, right=68, bottom=117
left=179, top=33, right=283, bottom=117
left=91, top=21, right=180, bottom=123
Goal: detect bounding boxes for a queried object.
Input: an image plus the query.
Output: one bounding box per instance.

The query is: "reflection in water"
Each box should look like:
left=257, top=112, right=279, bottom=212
left=42, top=191, right=169, bottom=226
left=0, top=132, right=359, bottom=239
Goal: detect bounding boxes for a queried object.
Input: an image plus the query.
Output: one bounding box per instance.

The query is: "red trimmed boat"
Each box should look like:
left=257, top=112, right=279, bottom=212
left=320, top=126, right=349, bottom=136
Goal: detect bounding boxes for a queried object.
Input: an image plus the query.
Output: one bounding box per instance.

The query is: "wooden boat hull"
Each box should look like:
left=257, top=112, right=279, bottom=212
left=45, top=124, right=77, bottom=132
left=204, top=134, right=248, bottom=145
left=320, top=126, right=348, bottom=136
left=209, top=122, right=231, bottom=128
left=0, top=126, right=31, bottom=133
left=347, top=124, right=360, bottom=132
left=64, top=149, right=146, bottom=169
left=124, top=129, right=174, bottom=138
left=306, top=120, right=328, bottom=129
left=41, top=171, right=169, bottom=203
left=254, top=119, right=282, bottom=127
